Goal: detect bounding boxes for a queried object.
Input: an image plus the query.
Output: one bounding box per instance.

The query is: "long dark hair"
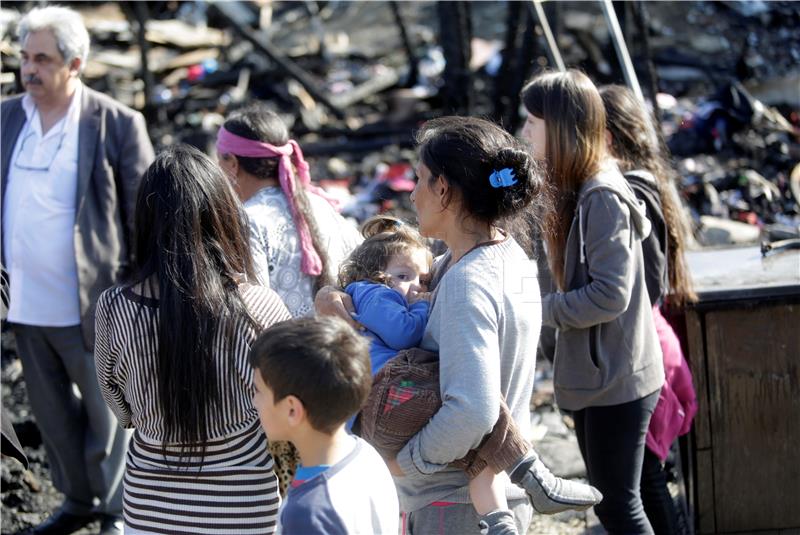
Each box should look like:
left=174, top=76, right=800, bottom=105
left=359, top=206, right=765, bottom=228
left=415, top=116, right=550, bottom=254
left=130, top=144, right=257, bottom=458
left=599, top=85, right=697, bottom=307
left=521, top=70, right=607, bottom=289
left=221, top=104, right=333, bottom=291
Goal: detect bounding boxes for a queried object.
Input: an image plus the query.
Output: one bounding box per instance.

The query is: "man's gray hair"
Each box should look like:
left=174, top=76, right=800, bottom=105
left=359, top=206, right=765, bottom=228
left=18, top=6, right=90, bottom=73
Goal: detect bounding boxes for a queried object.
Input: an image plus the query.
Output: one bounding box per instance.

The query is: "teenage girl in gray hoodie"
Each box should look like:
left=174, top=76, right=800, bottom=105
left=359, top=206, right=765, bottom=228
left=521, top=70, right=665, bottom=534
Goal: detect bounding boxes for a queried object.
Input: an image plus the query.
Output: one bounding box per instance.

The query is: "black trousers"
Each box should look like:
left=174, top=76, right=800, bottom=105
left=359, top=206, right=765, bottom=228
left=573, top=390, right=659, bottom=535
left=641, top=444, right=680, bottom=535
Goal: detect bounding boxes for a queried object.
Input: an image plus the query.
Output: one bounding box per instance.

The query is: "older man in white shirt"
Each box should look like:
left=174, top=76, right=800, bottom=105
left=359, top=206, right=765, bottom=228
left=1, top=6, right=154, bottom=534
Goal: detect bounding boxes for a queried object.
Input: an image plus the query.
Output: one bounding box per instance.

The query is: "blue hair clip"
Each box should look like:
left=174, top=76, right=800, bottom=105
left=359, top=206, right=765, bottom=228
left=489, top=168, right=518, bottom=188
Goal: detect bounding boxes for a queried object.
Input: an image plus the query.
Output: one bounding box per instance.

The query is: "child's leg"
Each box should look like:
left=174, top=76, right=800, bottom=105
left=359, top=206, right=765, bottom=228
left=469, top=467, right=508, bottom=516
left=472, top=399, right=603, bottom=515
left=469, top=468, right=519, bottom=535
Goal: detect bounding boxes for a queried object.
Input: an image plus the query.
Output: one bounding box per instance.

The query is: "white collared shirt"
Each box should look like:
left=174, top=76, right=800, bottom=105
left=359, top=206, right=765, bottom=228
left=2, top=81, right=83, bottom=326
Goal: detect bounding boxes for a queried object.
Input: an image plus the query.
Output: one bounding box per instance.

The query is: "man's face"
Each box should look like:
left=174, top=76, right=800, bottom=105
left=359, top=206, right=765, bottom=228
left=20, top=29, right=76, bottom=104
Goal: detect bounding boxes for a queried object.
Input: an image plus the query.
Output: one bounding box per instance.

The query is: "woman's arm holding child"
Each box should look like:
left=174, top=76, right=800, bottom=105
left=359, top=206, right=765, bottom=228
left=395, top=276, right=502, bottom=479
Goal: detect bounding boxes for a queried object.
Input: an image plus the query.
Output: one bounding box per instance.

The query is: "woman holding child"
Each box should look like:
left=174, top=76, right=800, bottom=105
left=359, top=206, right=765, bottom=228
left=320, top=116, right=599, bottom=534
left=94, top=145, right=291, bottom=534
left=391, top=117, right=544, bottom=534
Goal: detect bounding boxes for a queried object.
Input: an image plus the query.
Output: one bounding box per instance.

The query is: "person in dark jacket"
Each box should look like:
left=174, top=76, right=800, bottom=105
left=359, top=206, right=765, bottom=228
left=601, top=84, right=698, bottom=535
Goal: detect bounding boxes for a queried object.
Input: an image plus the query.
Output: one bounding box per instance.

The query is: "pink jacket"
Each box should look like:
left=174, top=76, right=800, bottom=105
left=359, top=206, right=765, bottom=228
left=647, top=306, right=698, bottom=461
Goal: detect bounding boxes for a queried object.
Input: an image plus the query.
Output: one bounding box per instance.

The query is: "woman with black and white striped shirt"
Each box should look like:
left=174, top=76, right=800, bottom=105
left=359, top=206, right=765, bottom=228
left=94, top=145, right=291, bottom=534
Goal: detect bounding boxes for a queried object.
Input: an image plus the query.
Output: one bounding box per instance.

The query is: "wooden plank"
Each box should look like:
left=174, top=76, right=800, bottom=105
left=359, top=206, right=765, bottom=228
left=705, top=304, right=800, bottom=532
left=695, top=448, right=716, bottom=534
left=685, top=310, right=712, bottom=450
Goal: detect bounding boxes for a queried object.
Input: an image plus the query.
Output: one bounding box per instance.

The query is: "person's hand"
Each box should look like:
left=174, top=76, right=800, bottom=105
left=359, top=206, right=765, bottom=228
left=314, top=285, right=362, bottom=330
left=384, top=457, right=405, bottom=477
left=406, top=289, right=431, bottom=305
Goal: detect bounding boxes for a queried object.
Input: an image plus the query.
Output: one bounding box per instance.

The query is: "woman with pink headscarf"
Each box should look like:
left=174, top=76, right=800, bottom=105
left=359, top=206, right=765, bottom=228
left=217, top=104, right=361, bottom=319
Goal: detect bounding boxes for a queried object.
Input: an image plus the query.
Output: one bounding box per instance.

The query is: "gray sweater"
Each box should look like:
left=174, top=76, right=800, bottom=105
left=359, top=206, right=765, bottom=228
left=543, top=164, right=664, bottom=411
left=395, top=235, right=539, bottom=512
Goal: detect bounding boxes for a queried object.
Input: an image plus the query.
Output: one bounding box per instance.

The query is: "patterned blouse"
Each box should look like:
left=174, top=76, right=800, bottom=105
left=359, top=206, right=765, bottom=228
left=244, top=187, right=362, bottom=317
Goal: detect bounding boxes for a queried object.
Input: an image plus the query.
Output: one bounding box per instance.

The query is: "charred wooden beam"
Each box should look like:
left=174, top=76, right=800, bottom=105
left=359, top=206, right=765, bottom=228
left=211, top=2, right=346, bottom=119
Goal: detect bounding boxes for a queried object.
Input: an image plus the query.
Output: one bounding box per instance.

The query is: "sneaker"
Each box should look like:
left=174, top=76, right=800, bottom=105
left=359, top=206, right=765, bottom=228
left=510, top=454, right=603, bottom=514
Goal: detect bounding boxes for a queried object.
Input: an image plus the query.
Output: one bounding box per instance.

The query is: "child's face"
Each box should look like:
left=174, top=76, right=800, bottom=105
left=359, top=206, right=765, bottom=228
left=252, top=371, right=290, bottom=441
left=386, top=248, right=430, bottom=300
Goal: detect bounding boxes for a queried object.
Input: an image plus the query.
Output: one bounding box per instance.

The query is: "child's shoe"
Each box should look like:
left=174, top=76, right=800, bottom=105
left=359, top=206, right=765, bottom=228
left=509, top=452, right=602, bottom=514
left=478, top=509, right=519, bottom=535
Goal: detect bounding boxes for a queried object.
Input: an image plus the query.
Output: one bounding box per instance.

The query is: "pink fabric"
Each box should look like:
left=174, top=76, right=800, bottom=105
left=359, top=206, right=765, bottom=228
left=646, top=305, right=698, bottom=461
left=216, top=126, right=340, bottom=277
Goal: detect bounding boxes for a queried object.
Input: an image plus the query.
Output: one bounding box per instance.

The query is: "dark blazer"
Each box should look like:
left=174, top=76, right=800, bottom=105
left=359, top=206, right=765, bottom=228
left=1, top=86, right=155, bottom=349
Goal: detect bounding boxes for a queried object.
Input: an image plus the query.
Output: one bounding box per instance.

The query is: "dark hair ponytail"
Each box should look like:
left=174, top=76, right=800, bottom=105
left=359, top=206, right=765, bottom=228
left=599, top=85, right=697, bottom=307
left=416, top=116, right=551, bottom=253
left=494, top=146, right=549, bottom=217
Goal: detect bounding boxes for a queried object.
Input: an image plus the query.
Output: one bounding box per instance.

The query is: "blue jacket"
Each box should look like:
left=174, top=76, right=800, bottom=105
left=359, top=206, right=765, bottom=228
left=345, top=281, right=430, bottom=375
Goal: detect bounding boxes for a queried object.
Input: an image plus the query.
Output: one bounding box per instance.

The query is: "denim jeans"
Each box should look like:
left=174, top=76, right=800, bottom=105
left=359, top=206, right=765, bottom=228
left=641, top=444, right=679, bottom=535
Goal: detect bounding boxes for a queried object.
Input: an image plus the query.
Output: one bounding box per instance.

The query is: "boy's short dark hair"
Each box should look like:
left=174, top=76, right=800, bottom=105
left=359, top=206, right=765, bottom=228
left=249, top=316, right=372, bottom=434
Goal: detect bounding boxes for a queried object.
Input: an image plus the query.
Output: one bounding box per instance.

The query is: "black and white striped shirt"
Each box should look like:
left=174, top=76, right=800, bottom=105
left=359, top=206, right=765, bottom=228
left=95, top=284, right=291, bottom=534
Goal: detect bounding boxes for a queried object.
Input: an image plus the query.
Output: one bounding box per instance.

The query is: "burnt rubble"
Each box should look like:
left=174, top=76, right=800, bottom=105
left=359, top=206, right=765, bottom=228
left=1, top=1, right=797, bottom=246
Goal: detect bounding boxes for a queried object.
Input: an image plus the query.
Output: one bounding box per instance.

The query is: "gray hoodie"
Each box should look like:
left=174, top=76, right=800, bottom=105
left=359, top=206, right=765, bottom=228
left=542, top=164, right=664, bottom=411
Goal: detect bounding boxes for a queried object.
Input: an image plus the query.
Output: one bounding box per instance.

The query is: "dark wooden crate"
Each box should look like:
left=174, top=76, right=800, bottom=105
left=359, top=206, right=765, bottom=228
left=685, top=302, right=800, bottom=533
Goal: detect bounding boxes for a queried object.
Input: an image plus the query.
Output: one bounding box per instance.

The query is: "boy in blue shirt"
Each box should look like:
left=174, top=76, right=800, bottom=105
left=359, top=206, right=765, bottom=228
left=249, top=315, right=399, bottom=535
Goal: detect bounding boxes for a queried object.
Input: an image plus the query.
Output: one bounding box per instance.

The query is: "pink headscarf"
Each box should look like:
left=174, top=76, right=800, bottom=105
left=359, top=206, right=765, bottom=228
left=216, top=126, right=340, bottom=277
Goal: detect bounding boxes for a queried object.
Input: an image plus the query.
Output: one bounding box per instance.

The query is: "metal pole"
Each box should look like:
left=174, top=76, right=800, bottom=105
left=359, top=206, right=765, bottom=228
left=530, top=0, right=565, bottom=72
left=600, top=0, right=644, bottom=102
left=634, top=1, right=663, bottom=126
left=389, top=1, right=419, bottom=87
